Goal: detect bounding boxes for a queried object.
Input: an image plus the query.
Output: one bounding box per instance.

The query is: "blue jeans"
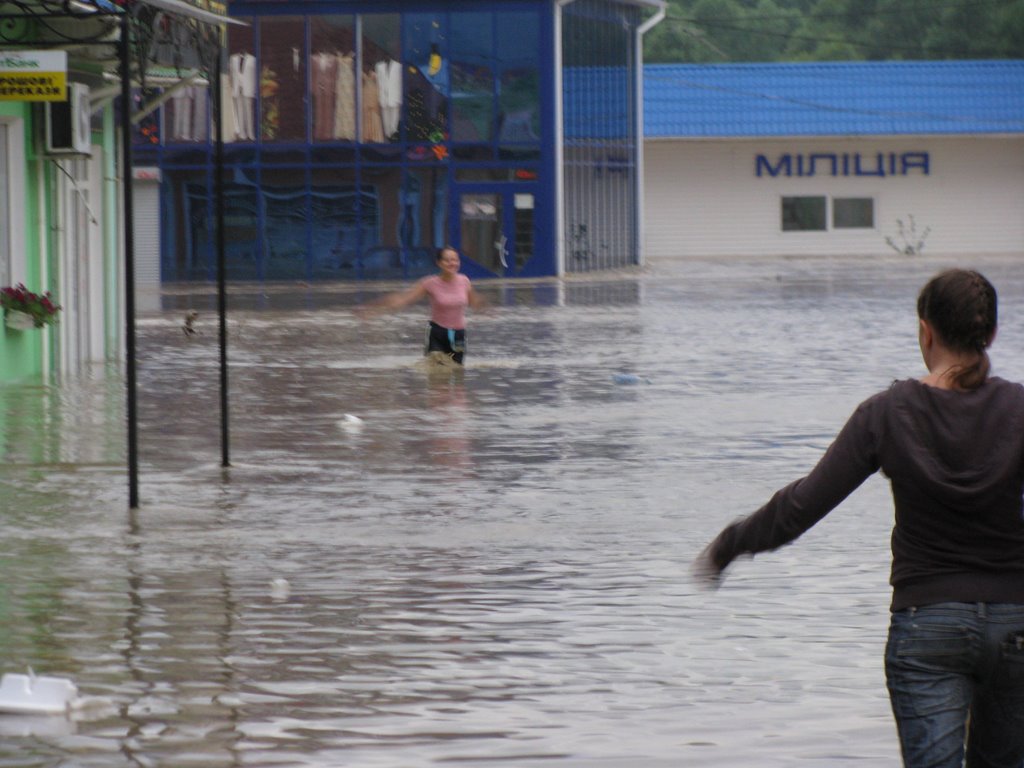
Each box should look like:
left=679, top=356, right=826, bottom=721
left=885, top=602, right=1024, bottom=768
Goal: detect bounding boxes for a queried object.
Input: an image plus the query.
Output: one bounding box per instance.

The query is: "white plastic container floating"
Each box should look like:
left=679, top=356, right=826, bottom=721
left=269, top=577, right=291, bottom=600
left=0, top=670, right=78, bottom=715
left=338, top=413, right=365, bottom=433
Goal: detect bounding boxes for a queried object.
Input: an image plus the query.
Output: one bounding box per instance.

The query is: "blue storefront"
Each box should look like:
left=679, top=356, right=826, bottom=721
left=135, top=0, right=664, bottom=283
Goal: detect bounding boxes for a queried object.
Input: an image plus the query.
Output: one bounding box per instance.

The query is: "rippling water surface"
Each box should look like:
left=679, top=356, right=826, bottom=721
left=2, top=256, right=1023, bottom=767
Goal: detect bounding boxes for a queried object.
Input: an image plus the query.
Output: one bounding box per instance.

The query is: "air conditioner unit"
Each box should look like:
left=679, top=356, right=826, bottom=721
left=45, top=83, right=92, bottom=156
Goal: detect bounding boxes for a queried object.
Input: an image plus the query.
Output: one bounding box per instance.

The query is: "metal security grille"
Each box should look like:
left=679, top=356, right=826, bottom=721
left=562, top=0, right=642, bottom=273
left=133, top=182, right=162, bottom=286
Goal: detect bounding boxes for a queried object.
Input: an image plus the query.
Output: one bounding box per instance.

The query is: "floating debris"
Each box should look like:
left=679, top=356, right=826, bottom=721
left=612, top=373, right=649, bottom=385
left=270, top=578, right=291, bottom=601
left=339, top=414, right=365, bottom=433
left=0, top=670, right=78, bottom=715
left=182, top=311, right=199, bottom=337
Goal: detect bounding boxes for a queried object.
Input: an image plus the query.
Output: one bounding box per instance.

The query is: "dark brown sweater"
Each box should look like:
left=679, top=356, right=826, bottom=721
left=709, top=377, right=1024, bottom=610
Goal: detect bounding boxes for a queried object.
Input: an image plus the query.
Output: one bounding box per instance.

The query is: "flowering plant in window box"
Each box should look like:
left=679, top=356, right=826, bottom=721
left=1, top=284, right=62, bottom=329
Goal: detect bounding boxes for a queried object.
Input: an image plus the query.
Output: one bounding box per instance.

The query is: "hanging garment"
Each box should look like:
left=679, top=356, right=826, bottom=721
left=219, top=72, right=236, bottom=141
left=374, top=58, right=403, bottom=139
left=229, top=52, right=257, bottom=140
left=259, top=64, right=281, bottom=140
left=361, top=70, right=384, bottom=143
left=312, top=52, right=338, bottom=141
left=333, top=53, right=356, bottom=140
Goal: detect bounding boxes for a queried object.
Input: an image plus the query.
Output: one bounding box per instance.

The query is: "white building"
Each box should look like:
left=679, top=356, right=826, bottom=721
left=642, top=61, right=1024, bottom=260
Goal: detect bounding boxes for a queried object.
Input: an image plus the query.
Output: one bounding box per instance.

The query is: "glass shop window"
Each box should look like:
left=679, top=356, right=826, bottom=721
left=497, top=12, right=541, bottom=146
left=361, top=14, right=402, bottom=143
left=450, top=12, right=494, bottom=144
left=404, top=14, right=449, bottom=144
left=225, top=19, right=256, bottom=143
left=258, top=17, right=306, bottom=142
left=309, top=16, right=357, bottom=143
left=310, top=166, right=360, bottom=274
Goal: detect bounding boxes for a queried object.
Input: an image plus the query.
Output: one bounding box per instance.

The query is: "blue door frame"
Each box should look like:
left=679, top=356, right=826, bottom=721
left=452, top=182, right=541, bottom=279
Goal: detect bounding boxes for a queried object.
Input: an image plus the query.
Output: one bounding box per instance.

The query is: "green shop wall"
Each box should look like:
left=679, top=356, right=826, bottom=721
left=0, top=100, right=45, bottom=384
left=102, top=104, right=120, bottom=356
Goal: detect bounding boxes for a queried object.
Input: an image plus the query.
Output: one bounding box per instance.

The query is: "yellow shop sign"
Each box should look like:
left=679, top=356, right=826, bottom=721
left=0, top=51, right=67, bottom=101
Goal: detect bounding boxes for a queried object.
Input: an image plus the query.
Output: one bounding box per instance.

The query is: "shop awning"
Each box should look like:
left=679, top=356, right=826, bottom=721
left=67, top=0, right=244, bottom=26
left=135, top=0, right=246, bottom=26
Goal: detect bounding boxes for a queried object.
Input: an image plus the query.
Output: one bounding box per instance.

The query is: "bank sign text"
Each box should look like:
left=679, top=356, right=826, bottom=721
left=0, top=51, right=67, bottom=101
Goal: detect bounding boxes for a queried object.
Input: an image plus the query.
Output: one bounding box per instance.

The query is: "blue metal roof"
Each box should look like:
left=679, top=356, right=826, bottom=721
left=643, top=60, right=1024, bottom=138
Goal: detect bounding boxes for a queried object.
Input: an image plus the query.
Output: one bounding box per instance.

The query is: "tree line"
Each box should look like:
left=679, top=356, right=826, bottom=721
left=644, top=0, right=1024, bottom=63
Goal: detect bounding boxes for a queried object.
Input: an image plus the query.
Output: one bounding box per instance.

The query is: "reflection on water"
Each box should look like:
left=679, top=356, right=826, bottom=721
left=2, top=256, right=1023, bottom=767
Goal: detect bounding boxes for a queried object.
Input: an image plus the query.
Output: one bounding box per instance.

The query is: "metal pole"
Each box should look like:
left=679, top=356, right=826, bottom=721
left=120, top=13, right=140, bottom=508
left=214, top=49, right=230, bottom=467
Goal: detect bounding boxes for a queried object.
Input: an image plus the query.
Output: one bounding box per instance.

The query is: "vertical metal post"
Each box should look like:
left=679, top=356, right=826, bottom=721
left=636, top=6, right=665, bottom=269
left=120, top=13, right=140, bottom=509
left=214, top=48, right=230, bottom=467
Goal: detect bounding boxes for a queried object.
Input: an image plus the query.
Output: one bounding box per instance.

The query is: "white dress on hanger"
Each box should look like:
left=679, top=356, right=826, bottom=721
left=229, top=52, right=257, bottom=140
left=374, top=58, right=403, bottom=139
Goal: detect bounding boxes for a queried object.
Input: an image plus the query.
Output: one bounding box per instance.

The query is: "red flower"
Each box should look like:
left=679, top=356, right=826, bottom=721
left=1, top=283, right=62, bottom=327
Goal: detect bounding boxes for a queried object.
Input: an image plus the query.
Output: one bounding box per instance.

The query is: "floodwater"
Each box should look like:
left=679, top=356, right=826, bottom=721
left=2, top=256, right=1024, bottom=768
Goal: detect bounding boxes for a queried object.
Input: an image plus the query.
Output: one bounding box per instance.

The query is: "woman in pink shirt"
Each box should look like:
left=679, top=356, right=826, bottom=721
left=358, top=246, right=486, bottom=365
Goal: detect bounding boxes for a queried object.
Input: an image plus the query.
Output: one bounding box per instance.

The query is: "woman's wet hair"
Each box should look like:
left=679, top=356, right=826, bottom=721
left=917, top=268, right=997, bottom=389
left=436, top=245, right=457, bottom=262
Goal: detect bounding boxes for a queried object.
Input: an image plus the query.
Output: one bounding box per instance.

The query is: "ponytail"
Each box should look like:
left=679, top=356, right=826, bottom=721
left=917, top=269, right=997, bottom=390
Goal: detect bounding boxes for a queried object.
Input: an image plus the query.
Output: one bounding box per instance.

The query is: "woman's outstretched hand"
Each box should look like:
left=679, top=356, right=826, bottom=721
left=691, top=522, right=742, bottom=591
left=691, top=541, right=726, bottom=591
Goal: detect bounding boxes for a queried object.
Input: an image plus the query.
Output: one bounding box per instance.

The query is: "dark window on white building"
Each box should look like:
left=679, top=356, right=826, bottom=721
left=782, top=196, right=826, bottom=231
left=782, top=195, right=875, bottom=232
left=833, top=197, right=874, bottom=229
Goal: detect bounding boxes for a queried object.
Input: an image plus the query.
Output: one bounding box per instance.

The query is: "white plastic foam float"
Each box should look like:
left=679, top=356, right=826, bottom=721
left=0, top=670, right=78, bottom=715
left=338, top=414, right=364, bottom=433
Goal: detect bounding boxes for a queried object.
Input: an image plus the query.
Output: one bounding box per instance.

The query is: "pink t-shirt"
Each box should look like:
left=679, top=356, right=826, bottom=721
left=422, top=274, right=471, bottom=330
